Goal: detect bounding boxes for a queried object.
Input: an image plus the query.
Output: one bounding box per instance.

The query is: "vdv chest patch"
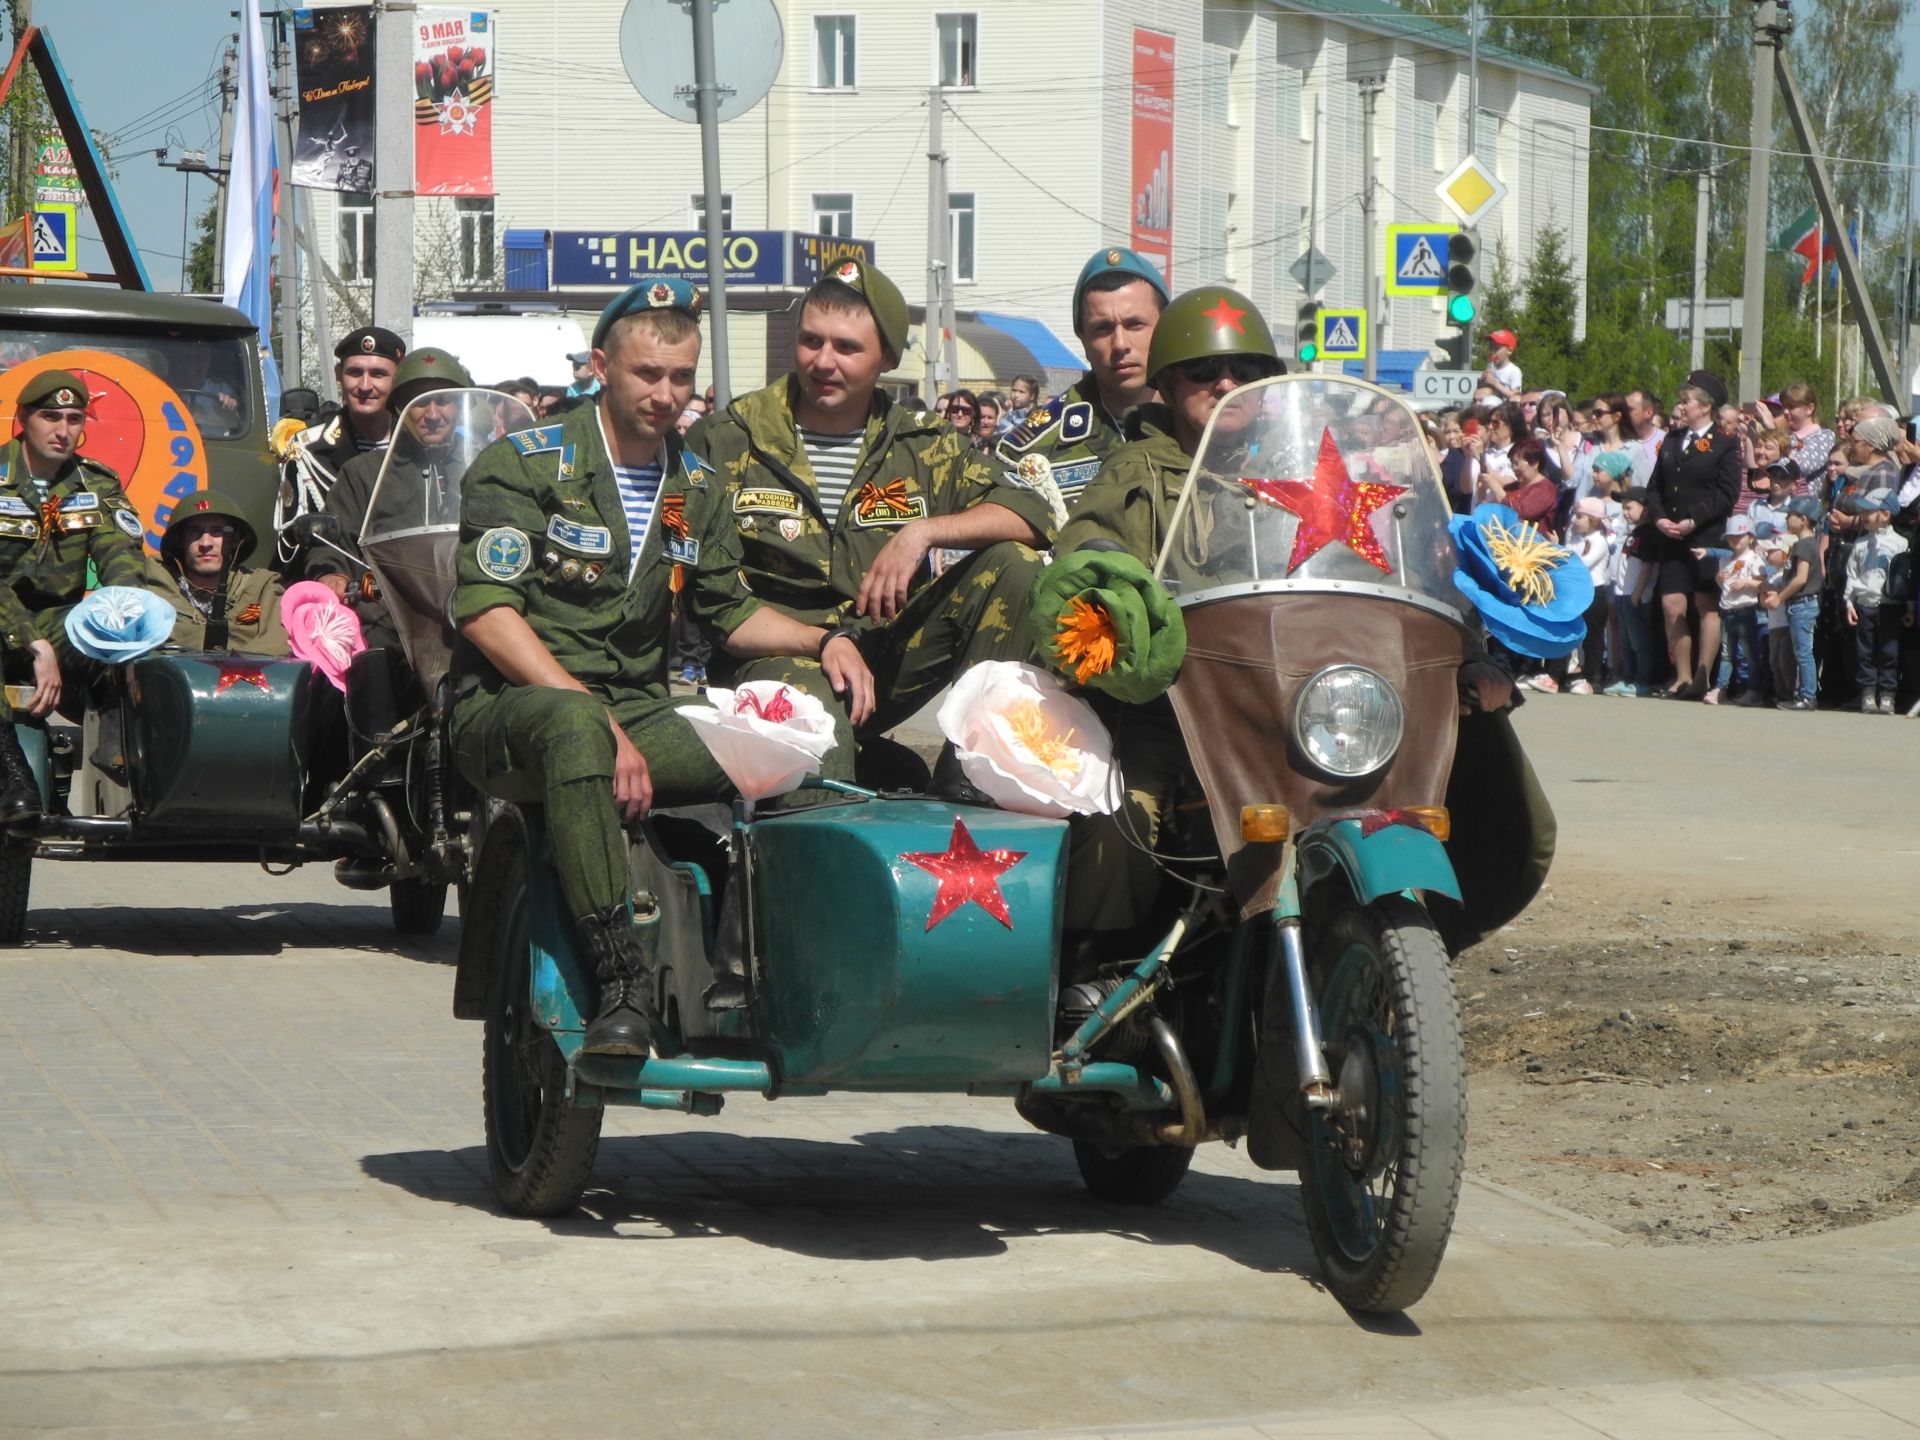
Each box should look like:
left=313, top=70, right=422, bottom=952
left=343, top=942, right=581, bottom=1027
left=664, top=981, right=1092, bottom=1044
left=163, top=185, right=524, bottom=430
left=665, top=535, right=700, bottom=564
left=734, top=487, right=801, bottom=516
left=1047, top=458, right=1102, bottom=495
left=476, top=526, right=532, bottom=581
left=59, top=492, right=100, bottom=513
left=0, top=495, right=33, bottom=518
left=545, top=514, right=614, bottom=557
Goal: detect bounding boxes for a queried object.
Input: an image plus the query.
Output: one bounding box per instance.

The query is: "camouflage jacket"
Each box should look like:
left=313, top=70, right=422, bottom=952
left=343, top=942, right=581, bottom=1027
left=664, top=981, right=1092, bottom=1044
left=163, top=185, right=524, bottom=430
left=452, top=400, right=758, bottom=708
left=994, top=373, right=1130, bottom=512
left=688, top=376, right=1056, bottom=630
left=1054, top=404, right=1192, bottom=564
left=143, top=555, right=289, bottom=656
left=0, top=440, right=148, bottom=650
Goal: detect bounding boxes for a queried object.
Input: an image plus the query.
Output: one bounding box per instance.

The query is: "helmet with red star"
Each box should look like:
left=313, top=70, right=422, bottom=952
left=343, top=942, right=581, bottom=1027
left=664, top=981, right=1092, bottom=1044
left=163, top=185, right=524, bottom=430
left=1144, top=285, right=1281, bottom=389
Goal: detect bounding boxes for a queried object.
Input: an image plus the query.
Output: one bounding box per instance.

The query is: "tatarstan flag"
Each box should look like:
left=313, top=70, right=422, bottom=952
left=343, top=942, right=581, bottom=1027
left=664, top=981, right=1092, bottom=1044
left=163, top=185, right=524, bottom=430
left=1774, top=205, right=1836, bottom=285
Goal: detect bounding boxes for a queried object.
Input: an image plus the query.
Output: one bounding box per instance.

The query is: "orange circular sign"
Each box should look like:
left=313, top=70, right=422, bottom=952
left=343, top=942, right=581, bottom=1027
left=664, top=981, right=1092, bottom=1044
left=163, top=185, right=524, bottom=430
left=0, top=349, right=211, bottom=554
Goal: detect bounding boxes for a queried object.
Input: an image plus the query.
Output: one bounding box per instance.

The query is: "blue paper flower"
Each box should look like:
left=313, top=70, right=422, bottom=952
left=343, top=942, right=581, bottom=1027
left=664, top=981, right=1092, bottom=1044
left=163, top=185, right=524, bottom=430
left=1448, top=504, right=1592, bottom=660
left=63, top=586, right=176, bottom=662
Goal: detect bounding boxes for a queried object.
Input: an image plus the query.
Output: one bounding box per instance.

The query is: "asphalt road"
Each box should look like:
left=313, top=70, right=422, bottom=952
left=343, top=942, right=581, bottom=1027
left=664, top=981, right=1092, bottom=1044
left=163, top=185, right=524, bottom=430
left=1, top=695, right=1917, bottom=1438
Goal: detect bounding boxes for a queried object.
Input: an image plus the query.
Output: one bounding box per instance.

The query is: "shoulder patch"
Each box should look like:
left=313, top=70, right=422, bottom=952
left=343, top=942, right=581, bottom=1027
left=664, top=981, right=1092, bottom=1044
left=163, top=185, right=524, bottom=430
left=1058, top=402, right=1095, bottom=446
left=114, top=507, right=144, bottom=539
left=476, top=526, right=532, bottom=581
left=682, top=450, right=713, bottom=486
left=507, top=424, right=566, bottom=456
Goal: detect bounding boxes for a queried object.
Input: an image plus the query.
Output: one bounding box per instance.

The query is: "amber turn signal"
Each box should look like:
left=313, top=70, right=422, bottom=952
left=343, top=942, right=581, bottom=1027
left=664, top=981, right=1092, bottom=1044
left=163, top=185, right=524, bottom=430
left=1240, top=804, right=1292, bottom=843
left=1401, top=806, right=1450, bottom=842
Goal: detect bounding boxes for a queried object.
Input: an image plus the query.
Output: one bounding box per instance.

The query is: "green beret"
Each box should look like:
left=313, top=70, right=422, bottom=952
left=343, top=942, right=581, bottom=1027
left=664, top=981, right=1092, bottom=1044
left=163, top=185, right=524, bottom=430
left=1029, top=550, right=1187, bottom=704
left=17, top=369, right=90, bottom=411
left=818, top=257, right=907, bottom=361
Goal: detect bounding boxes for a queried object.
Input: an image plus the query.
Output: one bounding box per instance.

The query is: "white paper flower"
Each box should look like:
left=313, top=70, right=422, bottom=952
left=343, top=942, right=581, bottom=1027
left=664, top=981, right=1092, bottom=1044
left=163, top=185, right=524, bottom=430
left=680, top=680, right=839, bottom=801
left=936, top=661, right=1116, bottom=818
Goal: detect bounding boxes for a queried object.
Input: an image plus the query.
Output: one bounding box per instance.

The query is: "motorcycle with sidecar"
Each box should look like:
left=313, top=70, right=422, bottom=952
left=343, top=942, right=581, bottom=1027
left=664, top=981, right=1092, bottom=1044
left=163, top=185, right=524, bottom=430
left=447, top=375, right=1523, bottom=1315
left=0, top=389, right=533, bottom=945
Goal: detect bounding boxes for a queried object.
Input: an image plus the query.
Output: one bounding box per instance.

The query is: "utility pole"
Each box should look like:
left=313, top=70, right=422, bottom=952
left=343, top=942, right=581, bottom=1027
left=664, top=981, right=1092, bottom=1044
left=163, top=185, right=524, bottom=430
left=1304, top=88, right=1322, bottom=371
left=1359, top=75, right=1384, bottom=384
left=372, top=0, right=416, bottom=346
left=1466, top=0, right=1480, bottom=160
left=211, top=35, right=237, bottom=295
left=1900, top=96, right=1916, bottom=399
left=1738, top=0, right=1779, bottom=402
left=689, top=0, right=731, bottom=404
left=1834, top=203, right=1845, bottom=403
left=1690, top=170, right=1710, bottom=371
left=271, top=9, right=300, bottom=386
left=924, top=82, right=948, bottom=406
left=298, top=185, right=332, bottom=376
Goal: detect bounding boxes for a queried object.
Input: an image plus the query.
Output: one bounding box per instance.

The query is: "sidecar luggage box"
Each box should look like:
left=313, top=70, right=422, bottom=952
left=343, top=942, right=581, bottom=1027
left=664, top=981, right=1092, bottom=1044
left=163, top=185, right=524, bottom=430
left=128, top=652, right=327, bottom=836
left=747, top=799, right=1065, bottom=1090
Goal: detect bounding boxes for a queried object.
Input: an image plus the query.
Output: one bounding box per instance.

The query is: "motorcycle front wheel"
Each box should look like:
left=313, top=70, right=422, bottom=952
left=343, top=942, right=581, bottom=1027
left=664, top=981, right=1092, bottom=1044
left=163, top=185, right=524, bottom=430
left=1299, top=894, right=1465, bottom=1314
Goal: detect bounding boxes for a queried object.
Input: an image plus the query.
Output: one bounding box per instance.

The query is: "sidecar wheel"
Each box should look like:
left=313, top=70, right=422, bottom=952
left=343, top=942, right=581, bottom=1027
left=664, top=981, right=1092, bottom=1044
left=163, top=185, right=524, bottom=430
left=1299, top=895, right=1465, bottom=1315
left=482, top=843, right=601, bottom=1216
left=0, top=841, right=30, bottom=946
left=390, top=877, right=448, bottom=935
left=1072, top=1140, right=1194, bottom=1205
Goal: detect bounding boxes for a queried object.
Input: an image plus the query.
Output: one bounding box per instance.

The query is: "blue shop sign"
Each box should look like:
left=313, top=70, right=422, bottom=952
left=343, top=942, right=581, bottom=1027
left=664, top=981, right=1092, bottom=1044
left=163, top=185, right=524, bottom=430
left=550, top=229, right=875, bottom=288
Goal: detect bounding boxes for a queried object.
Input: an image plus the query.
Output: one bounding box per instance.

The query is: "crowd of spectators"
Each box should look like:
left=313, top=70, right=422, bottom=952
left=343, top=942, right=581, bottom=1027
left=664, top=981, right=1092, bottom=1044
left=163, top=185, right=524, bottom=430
left=1422, top=356, right=1918, bottom=714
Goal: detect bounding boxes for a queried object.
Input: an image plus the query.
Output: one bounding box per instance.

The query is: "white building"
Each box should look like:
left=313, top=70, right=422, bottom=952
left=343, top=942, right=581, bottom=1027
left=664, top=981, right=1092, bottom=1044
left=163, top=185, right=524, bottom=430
left=305, top=0, right=1592, bottom=393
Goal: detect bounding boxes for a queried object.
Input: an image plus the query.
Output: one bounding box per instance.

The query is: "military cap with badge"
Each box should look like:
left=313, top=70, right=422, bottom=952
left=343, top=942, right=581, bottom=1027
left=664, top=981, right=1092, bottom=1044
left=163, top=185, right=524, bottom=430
left=334, top=327, right=406, bottom=365
left=817, top=256, right=909, bottom=362
left=15, top=369, right=91, bottom=413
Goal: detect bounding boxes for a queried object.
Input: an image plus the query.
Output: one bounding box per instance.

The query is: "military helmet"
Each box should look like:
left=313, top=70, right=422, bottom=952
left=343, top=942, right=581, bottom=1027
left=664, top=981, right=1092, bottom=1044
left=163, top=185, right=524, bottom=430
left=1144, top=286, right=1282, bottom=387
left=388, top=347, right=473, bottom=410
left=161, top=490, right=257, bottom=566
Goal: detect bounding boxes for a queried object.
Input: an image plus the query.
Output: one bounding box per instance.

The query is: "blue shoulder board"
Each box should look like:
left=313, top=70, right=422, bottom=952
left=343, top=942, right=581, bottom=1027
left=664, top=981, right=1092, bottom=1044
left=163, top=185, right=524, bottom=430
left=507, top=424, right=566, bottom=456
left=682, top=450, right=713, bottom=486
left=1057, top=401, right=1095, bottom=445
left=997, top=398, right=1063, bottom=458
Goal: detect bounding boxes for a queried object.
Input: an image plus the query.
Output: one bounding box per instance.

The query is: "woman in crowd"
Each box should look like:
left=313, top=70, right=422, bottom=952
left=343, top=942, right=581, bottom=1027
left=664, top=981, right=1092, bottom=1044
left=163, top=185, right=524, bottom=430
left=1648, top=372, right=1742, bottom=699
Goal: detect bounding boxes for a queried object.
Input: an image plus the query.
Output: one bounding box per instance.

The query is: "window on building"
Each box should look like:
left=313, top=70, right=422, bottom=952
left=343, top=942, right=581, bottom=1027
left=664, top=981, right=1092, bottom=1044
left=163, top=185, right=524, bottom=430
left=1477, top=109, right=1503, bottom=174
left=1275, top=65, right=1305, bottom=142
left=456, top=197, right=495, bottom=284
left=690, top=193, right=734, bottom=231
left=338, top=193, right=374, bottom=283
left=813, top=192, right=855, bottom=238
left=948, top=191, right=975, bottom=282
left=937, top=14, right=977, bottom=88
left=815, top=15, right=856, bottom=89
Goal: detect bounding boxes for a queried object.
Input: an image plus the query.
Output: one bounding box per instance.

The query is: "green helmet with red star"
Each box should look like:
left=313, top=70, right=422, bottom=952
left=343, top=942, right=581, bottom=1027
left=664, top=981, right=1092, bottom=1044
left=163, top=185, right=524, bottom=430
left=1144, top=285, right=1282, bottom=388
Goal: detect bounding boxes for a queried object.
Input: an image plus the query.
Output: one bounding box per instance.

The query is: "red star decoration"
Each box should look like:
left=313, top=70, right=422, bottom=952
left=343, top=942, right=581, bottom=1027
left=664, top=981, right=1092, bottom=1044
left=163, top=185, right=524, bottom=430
left=900, top=819, right=1026, bottom=931
left=1201, top=296, right=1246, bottom=336
left=1240, top=427, right=1406, bottom=574
left=214, top=667, right=269, bottom=693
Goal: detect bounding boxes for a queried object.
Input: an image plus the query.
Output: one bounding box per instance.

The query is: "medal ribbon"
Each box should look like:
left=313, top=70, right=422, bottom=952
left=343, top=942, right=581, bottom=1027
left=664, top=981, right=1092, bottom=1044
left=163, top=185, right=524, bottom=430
left=855, top=479, right=912, bottom=519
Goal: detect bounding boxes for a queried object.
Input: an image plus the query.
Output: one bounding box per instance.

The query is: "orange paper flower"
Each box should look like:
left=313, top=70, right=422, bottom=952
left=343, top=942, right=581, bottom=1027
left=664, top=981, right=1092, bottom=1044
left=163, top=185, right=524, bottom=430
left=1053, top=595, right=1117, bottom=684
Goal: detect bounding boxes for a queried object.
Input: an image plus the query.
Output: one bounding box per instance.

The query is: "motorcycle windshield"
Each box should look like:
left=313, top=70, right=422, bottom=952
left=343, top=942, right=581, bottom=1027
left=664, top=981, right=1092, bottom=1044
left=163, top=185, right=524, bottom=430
left=1151, top=376, right=1470, bottom=627
left=361, top=388, right=535, bottom=690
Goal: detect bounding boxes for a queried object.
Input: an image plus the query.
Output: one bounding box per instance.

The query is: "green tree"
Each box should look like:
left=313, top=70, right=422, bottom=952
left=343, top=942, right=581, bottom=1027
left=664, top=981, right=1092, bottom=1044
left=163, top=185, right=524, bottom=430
left=183, top=195, right=216, bottom=293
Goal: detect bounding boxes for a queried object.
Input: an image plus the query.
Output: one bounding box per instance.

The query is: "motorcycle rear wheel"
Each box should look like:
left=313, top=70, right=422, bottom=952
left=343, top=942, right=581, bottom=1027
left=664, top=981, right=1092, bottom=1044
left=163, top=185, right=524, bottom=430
left=390, top=876, right=448, bottom=935
left=482, top=839, right=601, bottom=1216
left=1299, top=894, right=1465, bottom=1314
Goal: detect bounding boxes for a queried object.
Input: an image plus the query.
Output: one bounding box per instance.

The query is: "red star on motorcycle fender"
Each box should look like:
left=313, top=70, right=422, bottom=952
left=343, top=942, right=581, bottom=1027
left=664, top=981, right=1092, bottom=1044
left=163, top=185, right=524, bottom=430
left=213, top=666, right=270, bottom=693
left=1241, top=426, right=1405, bottom=574
left=1201, top=296, right=1246, bottom=336
left=900, top=819, right=1026, bottom=931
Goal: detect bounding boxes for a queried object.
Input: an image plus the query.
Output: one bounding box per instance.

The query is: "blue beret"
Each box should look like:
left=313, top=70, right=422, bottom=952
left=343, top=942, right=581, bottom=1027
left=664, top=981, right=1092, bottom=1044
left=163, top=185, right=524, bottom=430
left=593, top=277, right=703, bottom=349
left=1071, top=247, right=1170, bottom=336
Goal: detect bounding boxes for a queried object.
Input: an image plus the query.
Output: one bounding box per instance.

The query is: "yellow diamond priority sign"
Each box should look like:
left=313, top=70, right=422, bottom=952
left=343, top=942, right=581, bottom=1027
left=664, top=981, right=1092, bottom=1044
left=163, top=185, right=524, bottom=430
left=1435, top=154, right=1506, bottom=229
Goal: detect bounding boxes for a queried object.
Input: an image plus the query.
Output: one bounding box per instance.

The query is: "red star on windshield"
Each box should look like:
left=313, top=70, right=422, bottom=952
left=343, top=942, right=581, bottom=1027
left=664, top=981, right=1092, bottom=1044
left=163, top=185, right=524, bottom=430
left=1201, top=296, right=1246, bottom=335
left=900, top=819, right=1026, bottom=931
left=1241, top=427, right=1406, bottom=574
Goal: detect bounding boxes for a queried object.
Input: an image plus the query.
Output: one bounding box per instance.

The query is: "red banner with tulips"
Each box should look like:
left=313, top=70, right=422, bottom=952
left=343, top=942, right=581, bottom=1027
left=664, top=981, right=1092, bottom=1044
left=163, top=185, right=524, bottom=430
left=414, top=10, right=494, bottom=196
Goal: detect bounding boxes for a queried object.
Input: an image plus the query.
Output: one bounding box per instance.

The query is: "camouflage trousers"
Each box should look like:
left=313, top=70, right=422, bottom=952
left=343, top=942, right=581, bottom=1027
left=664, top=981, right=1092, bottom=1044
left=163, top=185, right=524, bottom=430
left=450, top=683, right=729, bottom=920
left=720, top=541, right=1043, bottom=784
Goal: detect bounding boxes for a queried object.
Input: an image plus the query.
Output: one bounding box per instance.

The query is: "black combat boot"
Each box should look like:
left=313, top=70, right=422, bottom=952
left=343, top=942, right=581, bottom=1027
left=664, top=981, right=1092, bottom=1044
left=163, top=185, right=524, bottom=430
left=575, top=903, right=656, bottom=1058
left=0, top=723, right=43, bottom=826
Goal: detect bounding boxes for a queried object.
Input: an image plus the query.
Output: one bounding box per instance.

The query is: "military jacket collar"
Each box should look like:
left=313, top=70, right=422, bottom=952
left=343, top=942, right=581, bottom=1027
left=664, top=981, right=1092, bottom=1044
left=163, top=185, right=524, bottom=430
left=723, top=375, right=945, bottom=500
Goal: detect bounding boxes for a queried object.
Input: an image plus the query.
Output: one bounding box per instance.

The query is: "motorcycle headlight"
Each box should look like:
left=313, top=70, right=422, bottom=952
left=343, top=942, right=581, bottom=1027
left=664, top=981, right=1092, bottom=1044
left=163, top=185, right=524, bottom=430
left=1291, top=665, right=1403, bottom=779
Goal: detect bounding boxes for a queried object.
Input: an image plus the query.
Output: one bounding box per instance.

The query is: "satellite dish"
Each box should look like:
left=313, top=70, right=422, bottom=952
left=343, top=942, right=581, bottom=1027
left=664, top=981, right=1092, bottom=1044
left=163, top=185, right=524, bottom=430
left=621, top=0, right=784, bottom=125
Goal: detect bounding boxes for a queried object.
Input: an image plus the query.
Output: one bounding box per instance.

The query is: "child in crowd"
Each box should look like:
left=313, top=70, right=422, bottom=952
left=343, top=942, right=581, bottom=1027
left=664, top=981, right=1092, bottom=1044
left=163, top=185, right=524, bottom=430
left=1605, top=486, right=1659, bottom=696
left=1844, top=492, right=1912, bottom=713
left=1707, top=514, right=1766, bottom=706
left=1769, top=496, right=1825, bottom=711
left=1568, top=496, right=1614, bottom=694
left=1748, top=458, right=1803, bottom=536
left=1756, top=525, right=1792, bottom=701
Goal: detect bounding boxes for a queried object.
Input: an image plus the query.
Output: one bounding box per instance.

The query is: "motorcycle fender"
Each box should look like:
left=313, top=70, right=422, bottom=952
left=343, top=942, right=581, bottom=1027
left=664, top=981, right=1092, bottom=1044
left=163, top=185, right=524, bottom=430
left=1295, top=818, right=1461, bottom=907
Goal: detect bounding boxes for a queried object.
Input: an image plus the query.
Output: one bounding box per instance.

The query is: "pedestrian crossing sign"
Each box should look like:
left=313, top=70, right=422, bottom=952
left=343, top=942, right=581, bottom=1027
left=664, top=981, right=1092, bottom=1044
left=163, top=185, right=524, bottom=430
left=1316, top=308, right=1366, bottom=360
left=29, top=203, right=75, bottom=272
left=1385, top=223, right=1452, bottom=297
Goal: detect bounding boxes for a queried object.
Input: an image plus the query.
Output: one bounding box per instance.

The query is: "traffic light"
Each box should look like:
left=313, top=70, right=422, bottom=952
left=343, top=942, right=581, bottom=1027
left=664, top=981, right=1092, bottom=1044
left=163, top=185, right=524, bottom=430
left=1295, top=300, right=1319, bottom=364
left=1439, top=230, right=1477, bottom=368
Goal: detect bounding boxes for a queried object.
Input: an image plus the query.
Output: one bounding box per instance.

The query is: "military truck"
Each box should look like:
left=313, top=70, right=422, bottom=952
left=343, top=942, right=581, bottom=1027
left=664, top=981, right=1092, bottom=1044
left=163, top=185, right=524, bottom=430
left=0, top=282, right=279, bottom=550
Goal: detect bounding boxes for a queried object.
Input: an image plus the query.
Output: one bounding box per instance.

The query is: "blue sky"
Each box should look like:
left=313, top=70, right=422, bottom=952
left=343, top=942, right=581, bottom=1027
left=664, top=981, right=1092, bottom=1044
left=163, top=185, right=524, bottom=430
left=42, top=0, right=1920, bottom=292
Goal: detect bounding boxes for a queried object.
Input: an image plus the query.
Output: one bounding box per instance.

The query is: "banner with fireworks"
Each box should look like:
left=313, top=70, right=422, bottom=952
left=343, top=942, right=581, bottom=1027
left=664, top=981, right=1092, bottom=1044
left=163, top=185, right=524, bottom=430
left=290, top=7, right=376, bottom=193
left=414, top=10, right=495, bottom=196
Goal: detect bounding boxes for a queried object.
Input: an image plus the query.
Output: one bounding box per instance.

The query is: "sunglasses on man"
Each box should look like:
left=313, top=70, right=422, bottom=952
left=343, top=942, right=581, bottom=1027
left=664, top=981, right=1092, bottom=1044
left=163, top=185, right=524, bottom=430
left=1176, top=355, right=1274, bottom=386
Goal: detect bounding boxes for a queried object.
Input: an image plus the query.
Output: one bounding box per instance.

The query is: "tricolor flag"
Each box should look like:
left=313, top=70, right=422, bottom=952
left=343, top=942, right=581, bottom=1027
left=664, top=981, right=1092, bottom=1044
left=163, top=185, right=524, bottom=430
left=1774, top=205, right=1854, bottom=288
left=221, top=0, right=281, bottom=406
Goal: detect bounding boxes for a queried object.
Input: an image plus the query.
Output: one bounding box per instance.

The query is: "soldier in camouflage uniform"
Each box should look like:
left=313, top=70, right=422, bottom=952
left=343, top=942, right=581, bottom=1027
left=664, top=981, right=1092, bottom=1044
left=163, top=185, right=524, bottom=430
left=993, top=247, right=1169, bottom=516
left=452, top=278, right=837, bottom=1056
left=143, top=490, right=289, bottom=655
left=689, top=258, right=1055, bottom=780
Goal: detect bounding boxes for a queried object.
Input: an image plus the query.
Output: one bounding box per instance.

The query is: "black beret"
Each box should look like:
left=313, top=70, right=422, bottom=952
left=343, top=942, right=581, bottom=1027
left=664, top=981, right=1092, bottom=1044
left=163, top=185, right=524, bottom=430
left=334, top=327, right=406, bottom=364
